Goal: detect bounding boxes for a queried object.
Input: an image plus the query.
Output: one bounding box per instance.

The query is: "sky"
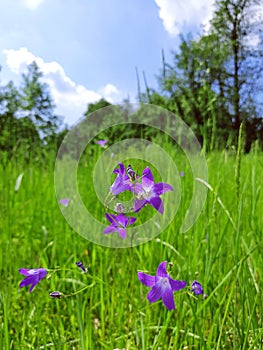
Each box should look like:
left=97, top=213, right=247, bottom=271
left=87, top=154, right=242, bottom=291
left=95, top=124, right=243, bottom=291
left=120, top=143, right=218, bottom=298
left=0, top=0, right=217, bottom=125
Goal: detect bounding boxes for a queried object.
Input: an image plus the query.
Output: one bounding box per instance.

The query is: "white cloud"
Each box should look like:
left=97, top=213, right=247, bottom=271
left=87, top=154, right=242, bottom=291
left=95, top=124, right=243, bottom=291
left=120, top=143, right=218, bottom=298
left=23, top=0, right=44, bottom=10
left=99, top=84, right=120, bottom=100
left=3, top=47, right=122, bottom=125
left=154, top=0, right=215, bottom=36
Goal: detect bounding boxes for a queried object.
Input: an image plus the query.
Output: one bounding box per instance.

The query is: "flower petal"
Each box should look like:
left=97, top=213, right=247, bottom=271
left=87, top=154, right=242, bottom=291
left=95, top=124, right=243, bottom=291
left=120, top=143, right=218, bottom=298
left=153, top=183, right=174, bottom=195
left=162, top=285, right=175, bottom=310
left=156, top=261, right=168, bottom=278
left=18, top=268, right=31, bottom=276
left=134, top=198, right=147, bottom=212
left=142, top=167, right=154, bottom=188
left=117, top=228, right=127, bottom=239
left=128, top=216, right=136, bottom=226
left=19, top=275, right=36, bottom=288
left=138, top=272, right=156, bottom=287
left=147, top=281, right=163, bottom=303
left=38, top=268, right=47, bottom=280
left=103, top=225, right=117, bottom=234
left=149, top=197, right=164, bottom=214
left=169, top=278, right=187, bottom=292
left=118, top=162, right=126, bottom=175
left=29, top=281, right=38, bottom=293
left=105, top=213, right=117, bottom=225
left=134, top=183, right=143, bottom=195
left=116, top=213, right=128, bottom=227
left=110, top=177, right=131, bottom=195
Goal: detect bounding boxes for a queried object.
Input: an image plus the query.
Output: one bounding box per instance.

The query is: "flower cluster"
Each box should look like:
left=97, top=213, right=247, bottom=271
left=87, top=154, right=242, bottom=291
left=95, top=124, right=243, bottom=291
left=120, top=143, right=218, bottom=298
left=19, top=158, right=207, bottom=313
left=18, top=260, right=206, bottom=311
left=104, top=163, right=174, bottom=239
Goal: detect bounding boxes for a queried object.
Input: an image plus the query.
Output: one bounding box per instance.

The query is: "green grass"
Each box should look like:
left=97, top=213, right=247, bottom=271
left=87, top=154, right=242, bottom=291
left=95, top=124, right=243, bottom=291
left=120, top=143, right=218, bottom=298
left=0, top=145, right=262, bottom=349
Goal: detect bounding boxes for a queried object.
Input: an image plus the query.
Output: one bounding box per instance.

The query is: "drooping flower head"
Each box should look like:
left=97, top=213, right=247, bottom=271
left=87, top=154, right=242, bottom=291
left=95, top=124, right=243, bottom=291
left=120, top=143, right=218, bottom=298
left=114, top=202, right=125, bottom=213
left=103, top=213, right=136, bottom=239
left=59, top=198, right=70, bottom=207
left=96, top=140, right=108, bottom=147
left=76, top=261, right=87, bottom=273
left=49, top=291, right=62, bottom=299
left=18, top=268, right=48, bottom=293
left=134, top=167, right=174, bottom=214
left=110, top=162, right=132, bottom=195
left=138, top=261, right=187, bottom=310
left=191, top=280, right=204, bottom=295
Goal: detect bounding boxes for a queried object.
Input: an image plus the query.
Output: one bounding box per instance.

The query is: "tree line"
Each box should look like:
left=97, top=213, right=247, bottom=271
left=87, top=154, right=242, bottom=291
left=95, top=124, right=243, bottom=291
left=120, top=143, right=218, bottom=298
left=0, top=0, right=262, bottom=161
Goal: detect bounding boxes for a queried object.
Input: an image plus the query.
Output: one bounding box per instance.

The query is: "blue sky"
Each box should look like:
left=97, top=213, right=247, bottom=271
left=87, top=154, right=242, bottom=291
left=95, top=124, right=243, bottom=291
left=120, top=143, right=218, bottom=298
left=0, top=0, right=217, bottom=125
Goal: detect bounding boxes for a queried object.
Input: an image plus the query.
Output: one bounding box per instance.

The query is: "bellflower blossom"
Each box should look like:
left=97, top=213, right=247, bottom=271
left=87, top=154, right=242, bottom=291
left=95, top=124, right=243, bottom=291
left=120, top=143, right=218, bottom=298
left=110, top=162, right=131, bottom=195
left=19, top=268, right=48, bottom=293
left=50, top=291, right=62, bottom=299
left=103, top=213, right=136, bottom=239
left=134, top=167, right=174, bottom=214
left=191, top=280, right=204, bottom=295
left=138, top=261, right=187, bottom=310
left=96, top=140, right=108, bottom=147
left=59, top=198, right=70, bottom=207
left=76, top=261, right=87, bottom=273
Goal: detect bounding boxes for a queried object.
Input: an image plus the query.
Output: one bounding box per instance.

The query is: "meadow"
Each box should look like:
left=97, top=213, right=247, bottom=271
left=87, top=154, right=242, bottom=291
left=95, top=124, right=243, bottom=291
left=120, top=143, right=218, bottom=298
left=0, top=142, right=262, bottom=350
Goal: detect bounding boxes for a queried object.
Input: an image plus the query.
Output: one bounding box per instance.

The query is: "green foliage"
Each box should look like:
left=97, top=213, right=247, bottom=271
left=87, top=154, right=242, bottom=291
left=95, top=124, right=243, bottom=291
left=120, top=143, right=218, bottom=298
left=0, top=62, right=63, bottom=161
left=20, top=61, right=60, bottom=137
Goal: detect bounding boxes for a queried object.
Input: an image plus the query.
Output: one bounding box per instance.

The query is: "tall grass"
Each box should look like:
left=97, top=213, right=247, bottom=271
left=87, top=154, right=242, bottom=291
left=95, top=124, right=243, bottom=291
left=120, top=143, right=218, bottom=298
left=0, top=144, right=262, bottom=349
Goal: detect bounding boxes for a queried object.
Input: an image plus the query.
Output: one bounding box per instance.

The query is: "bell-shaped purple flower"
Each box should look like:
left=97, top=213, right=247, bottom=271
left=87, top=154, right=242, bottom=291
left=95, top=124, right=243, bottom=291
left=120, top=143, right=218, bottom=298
left=49, top=291, right=62, bottom=299
left=19, top=268, right=48, bottom=293
left=103, top=213, right=136, bottom=239
left=59, top=198, right=70, bottom=207
left=138, top=261, right=187, bottom=310
left=110, top=163, right=132, bottom=195
left=96, top=140, right=108, bottom=147
left=134, top=167, right=174, bottom=214
left=191, top=280, right=204, bottom=295
left=76, top=261, right=87, bottom=273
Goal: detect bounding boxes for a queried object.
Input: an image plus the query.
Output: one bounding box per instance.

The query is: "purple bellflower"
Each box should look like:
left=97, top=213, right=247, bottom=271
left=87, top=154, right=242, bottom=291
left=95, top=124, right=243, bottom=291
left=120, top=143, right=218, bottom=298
left=138, top=261, right=187, bottom=310
left=191, top=280, right=204, bottom=295
left=110, top=163, right=131, bottom=195
left=96, top=140, right=108, bottom=147
left=59, top=198, right=70, bottom=207
left=76, top=261, right=87, bottom=273
left=103, top=213, right=136, bottom=239
left=19, top=268, right=47, bottom=293
left=134, top=167, right=174, bottom=214
left=50, top=291, right=62, bottom=299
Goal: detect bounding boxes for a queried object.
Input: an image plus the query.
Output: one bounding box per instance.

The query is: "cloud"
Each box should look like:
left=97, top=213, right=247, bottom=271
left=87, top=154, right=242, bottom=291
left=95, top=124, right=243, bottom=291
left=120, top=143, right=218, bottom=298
left=154, top=0, right=215, bottom=36
left=3, top=47, right=122, bottom=125
left=99, top=84, right=120, bottom=100
left=23, top=0, right=44, bottom=10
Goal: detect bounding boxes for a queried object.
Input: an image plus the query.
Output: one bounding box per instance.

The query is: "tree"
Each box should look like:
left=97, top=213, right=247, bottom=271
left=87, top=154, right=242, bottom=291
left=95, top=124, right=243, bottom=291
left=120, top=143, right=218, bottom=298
left=144, top=0, right=263, bottom=151
left=19, top=61, right=61, bottom=138
left=0, top=80, right=41, bottom=158
left=211, top=0, right=263, bottom=131
left=145, top=34, right=233, bottom=148
left=0, top=62, right=62, bottom=159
